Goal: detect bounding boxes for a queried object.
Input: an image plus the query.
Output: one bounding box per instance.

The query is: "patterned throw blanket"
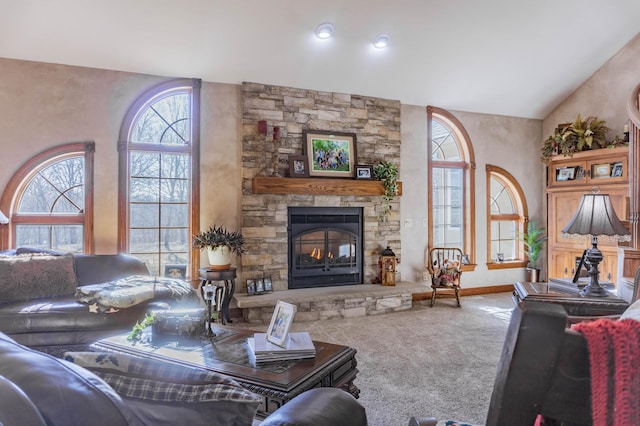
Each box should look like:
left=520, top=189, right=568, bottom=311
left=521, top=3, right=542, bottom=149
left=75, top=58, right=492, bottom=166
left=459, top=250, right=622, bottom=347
left=572, top=318, right=640, bottom=426
left=76, top=275, right=193, bottom=313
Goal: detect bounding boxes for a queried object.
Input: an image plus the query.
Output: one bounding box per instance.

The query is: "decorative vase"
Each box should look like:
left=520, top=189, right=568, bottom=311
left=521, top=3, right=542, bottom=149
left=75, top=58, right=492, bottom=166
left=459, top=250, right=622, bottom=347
left=207, top=246, right=231, bottom=270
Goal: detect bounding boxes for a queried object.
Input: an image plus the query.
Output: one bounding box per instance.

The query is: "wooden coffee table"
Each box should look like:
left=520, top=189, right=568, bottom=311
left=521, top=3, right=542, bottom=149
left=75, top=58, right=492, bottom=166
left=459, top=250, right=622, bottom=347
left=91, top=325, right=360, bottom=419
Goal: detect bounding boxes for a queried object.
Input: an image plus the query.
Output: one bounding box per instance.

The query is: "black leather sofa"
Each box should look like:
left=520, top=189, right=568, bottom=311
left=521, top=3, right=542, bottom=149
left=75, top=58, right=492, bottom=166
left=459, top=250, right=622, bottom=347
left=0, top=249, right=194, bottom=348
left=0, top=331, right=367, bottom=426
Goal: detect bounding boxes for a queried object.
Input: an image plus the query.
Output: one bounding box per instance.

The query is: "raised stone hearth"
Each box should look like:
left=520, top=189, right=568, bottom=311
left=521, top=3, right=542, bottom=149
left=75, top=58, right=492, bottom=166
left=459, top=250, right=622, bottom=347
left=233, top=282, right=429, bottom=324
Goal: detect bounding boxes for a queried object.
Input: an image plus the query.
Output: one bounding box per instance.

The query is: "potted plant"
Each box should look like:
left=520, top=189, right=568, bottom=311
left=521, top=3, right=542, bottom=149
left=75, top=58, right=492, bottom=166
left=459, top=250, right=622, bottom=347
left=517, top=221, right=547, bottom=282
left=373, top=160, right=399, bottom=222
left=193, top=225, right=246, bottom=270
left=540, top=114, right=625, bottom=162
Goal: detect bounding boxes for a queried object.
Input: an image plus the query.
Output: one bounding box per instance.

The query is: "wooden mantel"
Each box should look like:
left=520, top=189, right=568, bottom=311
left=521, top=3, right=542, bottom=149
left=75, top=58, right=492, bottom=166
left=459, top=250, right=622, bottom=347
left=252, top=175, right=403, bottom=196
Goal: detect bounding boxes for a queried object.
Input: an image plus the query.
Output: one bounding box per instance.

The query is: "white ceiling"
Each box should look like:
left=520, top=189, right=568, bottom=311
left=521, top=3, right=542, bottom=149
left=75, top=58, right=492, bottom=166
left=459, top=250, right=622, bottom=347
left=1, top=0, right=639, bottom=119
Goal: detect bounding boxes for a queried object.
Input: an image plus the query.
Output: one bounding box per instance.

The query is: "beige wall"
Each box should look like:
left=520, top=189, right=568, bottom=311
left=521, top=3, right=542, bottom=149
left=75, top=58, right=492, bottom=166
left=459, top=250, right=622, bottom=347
left=0, top=58, right=242, bottom=257
left=399, top=106, right=543, bottom=287
left=543, top=32, right=640, bottom=139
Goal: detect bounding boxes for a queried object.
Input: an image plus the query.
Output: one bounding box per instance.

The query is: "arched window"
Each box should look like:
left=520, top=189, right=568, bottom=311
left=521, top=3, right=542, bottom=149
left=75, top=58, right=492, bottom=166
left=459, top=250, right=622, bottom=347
left=118, top=78, right=200, bottom=278
left=0, top=142, right=94, bottom=252
left=486, top=165, right=528, bottom=269
left=427, top=106, right=476, bottom=267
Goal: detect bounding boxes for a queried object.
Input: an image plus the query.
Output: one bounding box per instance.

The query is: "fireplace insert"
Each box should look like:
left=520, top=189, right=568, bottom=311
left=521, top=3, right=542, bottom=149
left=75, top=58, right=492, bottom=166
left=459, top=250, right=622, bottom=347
left=288, top=207, right=363, bottom=289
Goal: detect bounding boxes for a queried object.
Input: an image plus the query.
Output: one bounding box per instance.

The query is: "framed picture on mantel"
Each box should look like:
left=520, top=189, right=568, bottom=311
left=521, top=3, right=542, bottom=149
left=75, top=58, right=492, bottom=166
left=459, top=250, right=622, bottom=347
left=303, top=130, right=357, bottom=178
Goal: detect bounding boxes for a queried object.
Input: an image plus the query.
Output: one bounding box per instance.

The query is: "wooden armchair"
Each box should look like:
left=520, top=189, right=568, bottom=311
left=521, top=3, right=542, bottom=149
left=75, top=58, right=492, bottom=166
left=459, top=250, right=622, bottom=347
left=427, top=247, right=463, bottom=307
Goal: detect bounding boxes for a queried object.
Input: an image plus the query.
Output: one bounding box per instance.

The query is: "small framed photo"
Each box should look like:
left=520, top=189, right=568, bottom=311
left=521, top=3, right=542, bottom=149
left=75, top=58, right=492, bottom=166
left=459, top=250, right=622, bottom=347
left=592, top=163, right=611, bottom=178
left=556, top=167, right=575, bottom=181
left=263, top=277, right=273, bottom=292
left=288, top=155, right=309, bottom=178
left=496, top=253, right=504, bottom=262
left=266, top=300, right=297, bottom=347
left=246, top=279, right=256, bottom=295
left=256, top=278, right=265, bottom=293
left=611, top=162, right=623, bottom=177
left=355, top=165, right=373, bottom=180
left=461, top=254, right=470, bottom=265
left=164, top=264, right=187, bottom=279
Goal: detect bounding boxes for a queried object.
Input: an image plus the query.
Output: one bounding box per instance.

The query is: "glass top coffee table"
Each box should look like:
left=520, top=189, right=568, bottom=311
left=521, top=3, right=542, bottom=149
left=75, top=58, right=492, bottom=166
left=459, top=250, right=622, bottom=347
left=91, top=325, right=360, bottom=419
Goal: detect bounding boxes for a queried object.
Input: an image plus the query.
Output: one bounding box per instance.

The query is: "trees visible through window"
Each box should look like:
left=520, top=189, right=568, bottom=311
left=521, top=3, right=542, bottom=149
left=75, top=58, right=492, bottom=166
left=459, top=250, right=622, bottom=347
left=0, top=142, right=94, bottom=252
left=119, top=79, right=200, bottom=277
left=428, top=107, right=475, bottom=265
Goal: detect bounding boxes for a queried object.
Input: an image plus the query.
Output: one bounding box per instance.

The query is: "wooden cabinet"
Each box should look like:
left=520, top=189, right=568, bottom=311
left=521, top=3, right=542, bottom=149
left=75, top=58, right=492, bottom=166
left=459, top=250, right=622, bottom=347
left=546, top=147, right=629, bottom=284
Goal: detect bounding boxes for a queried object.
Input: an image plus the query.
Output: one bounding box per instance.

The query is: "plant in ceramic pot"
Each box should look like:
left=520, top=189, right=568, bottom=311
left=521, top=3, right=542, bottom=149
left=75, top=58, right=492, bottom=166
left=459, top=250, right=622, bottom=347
left=517, top=221, right=547, bottom=282
left=193, top=225, right=246, bottom=270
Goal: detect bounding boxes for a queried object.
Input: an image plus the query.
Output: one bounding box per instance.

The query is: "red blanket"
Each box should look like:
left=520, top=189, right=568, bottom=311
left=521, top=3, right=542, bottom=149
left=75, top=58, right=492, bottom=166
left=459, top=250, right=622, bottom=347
left=572, top=318, right=640, bottom=426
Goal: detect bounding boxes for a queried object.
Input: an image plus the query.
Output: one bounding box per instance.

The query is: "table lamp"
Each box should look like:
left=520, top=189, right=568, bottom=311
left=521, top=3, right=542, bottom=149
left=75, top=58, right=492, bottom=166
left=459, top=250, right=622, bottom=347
left=561, top=193, right=630, bottom=297
left=0, top=210, right=8, bottom=224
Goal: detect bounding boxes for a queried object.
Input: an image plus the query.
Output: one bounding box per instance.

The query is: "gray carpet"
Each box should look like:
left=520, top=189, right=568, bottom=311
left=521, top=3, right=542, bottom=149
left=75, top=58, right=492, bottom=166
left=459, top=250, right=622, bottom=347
left=239, top=292, right=514, bottom=426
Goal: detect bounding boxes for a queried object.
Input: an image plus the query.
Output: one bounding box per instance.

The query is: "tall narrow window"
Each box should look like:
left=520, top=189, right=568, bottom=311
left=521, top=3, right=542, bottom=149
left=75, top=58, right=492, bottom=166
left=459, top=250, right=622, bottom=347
left=0, top=142, right=94, bottom=252
left=119, top=79, right=200, bottom=277
left=486, top=165, right=528, bottom=269
left=428, top=106, right=476, bottom=266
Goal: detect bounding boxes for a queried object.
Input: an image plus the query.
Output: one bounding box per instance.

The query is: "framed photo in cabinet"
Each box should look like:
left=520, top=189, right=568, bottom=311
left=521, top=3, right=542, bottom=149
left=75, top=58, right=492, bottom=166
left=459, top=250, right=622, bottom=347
left=592, top=163, right=611, bottom=178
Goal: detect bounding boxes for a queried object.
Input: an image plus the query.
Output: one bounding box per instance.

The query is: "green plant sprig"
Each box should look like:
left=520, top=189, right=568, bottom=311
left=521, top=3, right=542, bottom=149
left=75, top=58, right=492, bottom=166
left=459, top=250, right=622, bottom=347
left=127, top=313, right=156, bottom=342
left=373, top=160, right=399, bottom=222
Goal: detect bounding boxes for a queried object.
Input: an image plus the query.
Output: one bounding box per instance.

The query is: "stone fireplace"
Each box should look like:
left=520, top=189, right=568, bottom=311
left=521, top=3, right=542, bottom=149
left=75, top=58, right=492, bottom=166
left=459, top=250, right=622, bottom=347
left=288, top=207, right=363, bottom=289
left=240, top=82, right=401, bottom=292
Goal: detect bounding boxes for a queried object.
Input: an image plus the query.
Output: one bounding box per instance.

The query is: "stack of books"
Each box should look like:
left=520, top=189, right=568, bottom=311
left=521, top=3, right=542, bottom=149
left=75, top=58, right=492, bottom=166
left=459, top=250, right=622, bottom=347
left=247, top=331, right=316, bottom=364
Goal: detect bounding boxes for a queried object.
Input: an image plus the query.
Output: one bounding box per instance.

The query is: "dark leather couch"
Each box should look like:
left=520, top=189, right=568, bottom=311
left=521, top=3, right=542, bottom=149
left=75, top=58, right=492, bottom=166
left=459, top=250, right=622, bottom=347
left=0, top=249, right=192, bottom=347
left=0, top=331, right=368, bottom=426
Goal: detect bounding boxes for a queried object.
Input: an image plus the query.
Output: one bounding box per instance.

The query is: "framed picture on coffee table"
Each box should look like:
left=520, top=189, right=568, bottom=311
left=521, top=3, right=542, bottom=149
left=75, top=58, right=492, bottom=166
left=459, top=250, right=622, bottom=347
left=266, top=300, right=297, bottom=347
left=303, top=130, right=357, bottom=178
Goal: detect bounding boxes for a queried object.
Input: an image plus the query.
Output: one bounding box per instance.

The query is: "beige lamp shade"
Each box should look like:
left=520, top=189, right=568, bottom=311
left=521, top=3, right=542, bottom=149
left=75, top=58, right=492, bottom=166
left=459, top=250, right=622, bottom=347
left=561, top=194, right=630, bottom=241
left=0, top=210, right=8, bottom=225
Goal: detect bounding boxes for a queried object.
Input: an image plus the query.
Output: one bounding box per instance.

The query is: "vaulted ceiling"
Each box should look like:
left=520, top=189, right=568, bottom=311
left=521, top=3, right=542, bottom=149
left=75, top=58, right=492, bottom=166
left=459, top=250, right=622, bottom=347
left=1, top=0, right=639, bottom=119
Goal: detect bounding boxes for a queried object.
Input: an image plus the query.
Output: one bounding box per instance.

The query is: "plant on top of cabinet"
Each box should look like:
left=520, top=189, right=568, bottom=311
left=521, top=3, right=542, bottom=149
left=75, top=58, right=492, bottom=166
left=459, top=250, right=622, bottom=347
left=541, top=114, right=626, bottom=162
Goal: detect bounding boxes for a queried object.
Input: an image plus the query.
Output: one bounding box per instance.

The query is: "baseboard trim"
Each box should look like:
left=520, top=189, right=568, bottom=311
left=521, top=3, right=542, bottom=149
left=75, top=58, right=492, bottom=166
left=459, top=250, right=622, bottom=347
left=411, top=284, right=514, bottom=302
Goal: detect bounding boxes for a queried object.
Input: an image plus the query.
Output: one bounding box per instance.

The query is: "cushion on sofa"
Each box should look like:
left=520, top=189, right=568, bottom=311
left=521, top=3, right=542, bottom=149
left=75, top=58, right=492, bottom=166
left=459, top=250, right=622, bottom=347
left=64, top=351, right=261, bottom=426
left=0, top=332, right=142, bottom=426
left=0, top=254, right=77, bottom=302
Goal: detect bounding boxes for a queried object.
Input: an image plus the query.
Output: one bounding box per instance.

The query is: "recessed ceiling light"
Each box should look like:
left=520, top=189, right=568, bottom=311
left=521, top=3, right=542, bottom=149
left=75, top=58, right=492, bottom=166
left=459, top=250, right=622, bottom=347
left=315, top=23, right=334, bottom=40
left=373, top=34, right=390, bottom=49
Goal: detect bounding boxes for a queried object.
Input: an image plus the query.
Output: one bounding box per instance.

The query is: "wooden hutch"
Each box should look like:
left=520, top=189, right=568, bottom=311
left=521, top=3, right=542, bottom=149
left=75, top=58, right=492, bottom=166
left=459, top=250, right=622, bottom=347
left=546, top=146, right=629, bottom=284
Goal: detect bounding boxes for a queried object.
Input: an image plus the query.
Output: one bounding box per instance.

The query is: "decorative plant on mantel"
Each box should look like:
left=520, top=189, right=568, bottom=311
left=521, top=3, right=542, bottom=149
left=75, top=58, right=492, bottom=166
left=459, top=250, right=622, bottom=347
left=373, top=160, right=399, bottom=221
left=541, top=114, right=626, bottom=162
left=193, top=225, right=246, bottom=270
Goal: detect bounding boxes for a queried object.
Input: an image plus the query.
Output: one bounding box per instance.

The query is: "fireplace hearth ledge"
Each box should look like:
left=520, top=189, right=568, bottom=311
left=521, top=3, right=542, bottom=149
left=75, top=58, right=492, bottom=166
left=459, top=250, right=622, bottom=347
left=232, top=281, right=430, bottom=324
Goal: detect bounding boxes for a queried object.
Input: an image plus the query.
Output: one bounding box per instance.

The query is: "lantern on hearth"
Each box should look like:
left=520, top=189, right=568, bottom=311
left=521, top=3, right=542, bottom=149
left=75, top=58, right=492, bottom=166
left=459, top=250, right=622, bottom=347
left=379, top=246, right=397, bottom=286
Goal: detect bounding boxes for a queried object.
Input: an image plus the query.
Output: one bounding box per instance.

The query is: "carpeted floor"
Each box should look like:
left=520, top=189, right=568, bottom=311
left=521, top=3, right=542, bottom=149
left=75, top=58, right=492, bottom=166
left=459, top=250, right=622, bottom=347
left=239, top=292, right=514, bottom=426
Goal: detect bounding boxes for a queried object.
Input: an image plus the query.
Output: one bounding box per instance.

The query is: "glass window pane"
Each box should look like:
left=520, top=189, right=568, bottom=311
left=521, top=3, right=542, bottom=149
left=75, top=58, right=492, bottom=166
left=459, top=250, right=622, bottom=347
left=131, top=93, right=190, bottom=145
left=161, top=204, right=188, bottom=227
left=431, top=120, right=461, bottom=161
left=130, top=229, right=159, bottom=253
left=130, top=152, right=160, bottom=178
left=130, top=204, right=159, bottom=227
left=130, top=178, right=160, bottom=202
left=160, top=228, right=188, bottom=253
left=18, top=158, right=84, bottom=214
left=15, top=225, right=83, bottom=252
